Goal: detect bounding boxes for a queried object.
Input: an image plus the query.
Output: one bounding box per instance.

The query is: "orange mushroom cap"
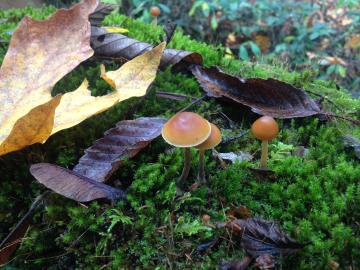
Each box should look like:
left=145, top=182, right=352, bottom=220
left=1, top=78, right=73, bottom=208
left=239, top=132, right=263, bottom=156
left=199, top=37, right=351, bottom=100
left=162, top=112, right=211, bottom=147
left=196, top=123, right=222, bottom=150
left=150, top=6, right=161, bottom=17
left=251, top=116, right=279, bottom=141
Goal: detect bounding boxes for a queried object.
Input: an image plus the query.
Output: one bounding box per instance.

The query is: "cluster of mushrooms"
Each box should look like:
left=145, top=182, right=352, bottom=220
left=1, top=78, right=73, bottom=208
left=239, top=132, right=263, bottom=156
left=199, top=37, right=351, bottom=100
left=161, top=112, right=279, bottom=195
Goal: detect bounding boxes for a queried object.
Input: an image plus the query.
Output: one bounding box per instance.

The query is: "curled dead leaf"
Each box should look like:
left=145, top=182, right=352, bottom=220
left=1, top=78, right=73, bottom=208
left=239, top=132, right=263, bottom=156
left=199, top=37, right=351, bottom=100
left=190, top=65, right=321, bottom=118
left=73, top=117, right=166, bottom=182
left=30, top=163, right=125, bottom=202
left=91, top=26, right=202, bottom=70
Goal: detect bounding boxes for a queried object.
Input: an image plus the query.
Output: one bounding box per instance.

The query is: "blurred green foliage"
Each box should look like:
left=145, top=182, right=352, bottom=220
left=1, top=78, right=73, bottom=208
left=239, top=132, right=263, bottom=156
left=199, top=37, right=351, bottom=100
left=120, top=0, right=360, bottom=97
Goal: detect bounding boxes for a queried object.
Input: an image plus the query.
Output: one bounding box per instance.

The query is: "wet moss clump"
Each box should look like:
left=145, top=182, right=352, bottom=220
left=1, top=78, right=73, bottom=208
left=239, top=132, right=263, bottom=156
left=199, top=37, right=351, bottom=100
left=0, top=5, right=359, bottom=270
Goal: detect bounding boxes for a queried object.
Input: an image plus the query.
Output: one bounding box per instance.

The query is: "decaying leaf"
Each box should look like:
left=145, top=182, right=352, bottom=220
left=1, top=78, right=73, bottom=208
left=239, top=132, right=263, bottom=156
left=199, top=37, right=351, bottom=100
left=73, top=117, right=166, bottom=182
left=219, top=256, right=253, bottom=270
left=220, top=218, right=306, bottom=258
left=0, top=0, right=165, bottom=156
left=30, top=163, right=125, bottom=202
left=0, top=0, right=98, bottom=155
left=53, top=43, right=165, bottom=135
left=217, top=151, right=253, bottom=164
left=190, top=65, right=321, bottom=118
left=0, top=192, right=48, bottom=265
left=89, top=3, right=115, bottom=27
left=91, top=26, right=202, bottom=70
left=255, top=254, right=275, bottom=270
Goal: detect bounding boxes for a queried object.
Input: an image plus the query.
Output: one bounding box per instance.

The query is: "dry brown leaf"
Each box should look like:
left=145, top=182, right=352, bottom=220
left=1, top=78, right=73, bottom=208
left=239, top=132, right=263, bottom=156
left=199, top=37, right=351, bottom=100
left=191, top=65, right=321, bottom=118
left=91, top=26, right=202, bottom=71
left=73, top=117, right=166, bottom=182
left=0, top=0, right=165, bottom=156
left=30, top=163, right=125, bottom=202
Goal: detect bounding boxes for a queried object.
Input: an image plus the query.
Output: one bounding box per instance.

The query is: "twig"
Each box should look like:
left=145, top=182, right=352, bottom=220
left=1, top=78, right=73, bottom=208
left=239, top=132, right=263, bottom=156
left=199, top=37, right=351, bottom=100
left=156, top=91, right=197, bottom=101
left=177, top=94, right=207, bottom=113
left=323, top=112, right=360, bottom=125
left=305, top=89, right=344, bottom=112
left=220, top=131, right=249, bottom=145
left=0, top=192, right=50, bottom=248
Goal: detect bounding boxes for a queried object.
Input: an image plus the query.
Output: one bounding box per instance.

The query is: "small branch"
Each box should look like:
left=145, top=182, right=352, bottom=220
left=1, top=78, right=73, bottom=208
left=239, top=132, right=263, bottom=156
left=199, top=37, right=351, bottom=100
left=220, top=131, right=249, bottom=145
left=305, top=89, right=344, bottom=112
left=177, top=94, right=207, bottom=113
left=323, top=112, right=360, bottom=125
left=156, top=91, right=197, bottom=102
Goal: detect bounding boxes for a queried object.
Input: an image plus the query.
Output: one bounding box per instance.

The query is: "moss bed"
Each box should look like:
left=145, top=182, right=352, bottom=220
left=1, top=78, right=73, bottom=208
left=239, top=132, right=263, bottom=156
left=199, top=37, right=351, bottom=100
left=0, top=5, right=359, bottom=270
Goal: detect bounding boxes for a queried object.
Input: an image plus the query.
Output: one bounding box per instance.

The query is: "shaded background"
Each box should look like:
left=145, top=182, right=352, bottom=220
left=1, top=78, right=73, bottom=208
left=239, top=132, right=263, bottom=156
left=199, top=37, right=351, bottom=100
left=1, top=0, right=359, bottom=97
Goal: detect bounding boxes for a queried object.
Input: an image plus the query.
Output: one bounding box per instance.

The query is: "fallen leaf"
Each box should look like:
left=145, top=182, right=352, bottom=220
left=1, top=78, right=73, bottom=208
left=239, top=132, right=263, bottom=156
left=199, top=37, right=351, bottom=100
left=222, top=218, right=306, bottom=258
left=30, top=163, right=125, bottom=202
left=0, top=0, right=165, bottom=156
left=217, top=152, right=253, bottom=164
left=89, top=3, right=115, bottom=27
left=53, top=43, right=165, bottom=135
left=219, top=256, right=252, bottom=270
left=190, top=65, right=321, bottom=118
left=0, top=96, right=61, bottom=154
left=73, top=117, right=166, bottom=182
left=0, top=192, right=48, bottom=265
left=254, top=254, right=275, bottom=270
left=100, top=43, right=165, bottom=101
left=0, top=0, right=98, bottom=156
left=91, top=26, right=202, bottom=70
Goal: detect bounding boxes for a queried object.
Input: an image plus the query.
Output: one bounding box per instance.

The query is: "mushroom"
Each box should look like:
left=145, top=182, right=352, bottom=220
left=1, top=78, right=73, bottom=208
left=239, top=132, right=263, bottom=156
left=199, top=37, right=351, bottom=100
left=162, top=112, right=211, bottom=195
left=150, top=6, right=161, bottom=17
left=251, top=116, right=279, bottom=169
left=195, top=123, right=222, bottom=185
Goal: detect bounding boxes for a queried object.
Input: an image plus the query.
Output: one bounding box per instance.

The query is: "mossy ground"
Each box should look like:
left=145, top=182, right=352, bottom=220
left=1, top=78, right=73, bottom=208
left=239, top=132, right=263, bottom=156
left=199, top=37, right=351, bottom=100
left=0, top=5, right=359, bottom=270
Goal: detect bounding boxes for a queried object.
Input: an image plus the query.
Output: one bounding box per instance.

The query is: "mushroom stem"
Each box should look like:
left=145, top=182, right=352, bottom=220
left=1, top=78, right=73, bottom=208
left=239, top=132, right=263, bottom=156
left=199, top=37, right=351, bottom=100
left=176, top=148, right=191, bottom=195
left=198, top=149, right=206, bottom=184
left=260, top=140, right=268, bottom=169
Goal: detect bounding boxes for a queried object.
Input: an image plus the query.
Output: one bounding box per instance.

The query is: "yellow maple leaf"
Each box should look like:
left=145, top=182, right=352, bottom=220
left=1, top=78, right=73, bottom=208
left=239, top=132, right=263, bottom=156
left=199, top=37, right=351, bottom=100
left=0, top=0, right=165, bottom=156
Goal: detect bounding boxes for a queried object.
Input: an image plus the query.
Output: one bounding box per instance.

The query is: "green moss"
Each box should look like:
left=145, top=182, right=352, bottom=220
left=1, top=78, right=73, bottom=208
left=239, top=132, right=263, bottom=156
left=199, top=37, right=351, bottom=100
left=0, top=5, right=359, bottom=270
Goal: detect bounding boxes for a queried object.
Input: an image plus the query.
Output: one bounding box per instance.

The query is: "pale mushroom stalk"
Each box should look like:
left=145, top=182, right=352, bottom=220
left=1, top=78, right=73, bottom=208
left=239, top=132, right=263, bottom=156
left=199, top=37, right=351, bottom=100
left=260, top=140, right=268, bottom=169
left=198, top=149, right=206, bottom=184
left=196, top=123, right=222, bottom=185
left=176, top=148, right=191, bottom=192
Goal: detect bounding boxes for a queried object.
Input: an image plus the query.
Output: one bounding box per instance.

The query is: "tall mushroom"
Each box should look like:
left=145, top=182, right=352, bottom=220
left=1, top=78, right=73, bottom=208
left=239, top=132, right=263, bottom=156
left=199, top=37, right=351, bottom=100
left=251, top=116, right=279, bottom=169
left=162, top=112, right=211, bottom=195
left=195, top=123, right=222, bottom=185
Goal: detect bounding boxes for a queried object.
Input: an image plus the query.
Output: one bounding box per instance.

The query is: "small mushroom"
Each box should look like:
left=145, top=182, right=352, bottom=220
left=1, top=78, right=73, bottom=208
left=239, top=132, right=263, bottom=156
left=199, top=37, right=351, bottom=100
left=162, top=112, right=211, bottom=195
left=251, top=116, right=279, bottom=169
left=195, top=123, right=222, bottom=185
left=150, top=6, right=161, bottom=17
